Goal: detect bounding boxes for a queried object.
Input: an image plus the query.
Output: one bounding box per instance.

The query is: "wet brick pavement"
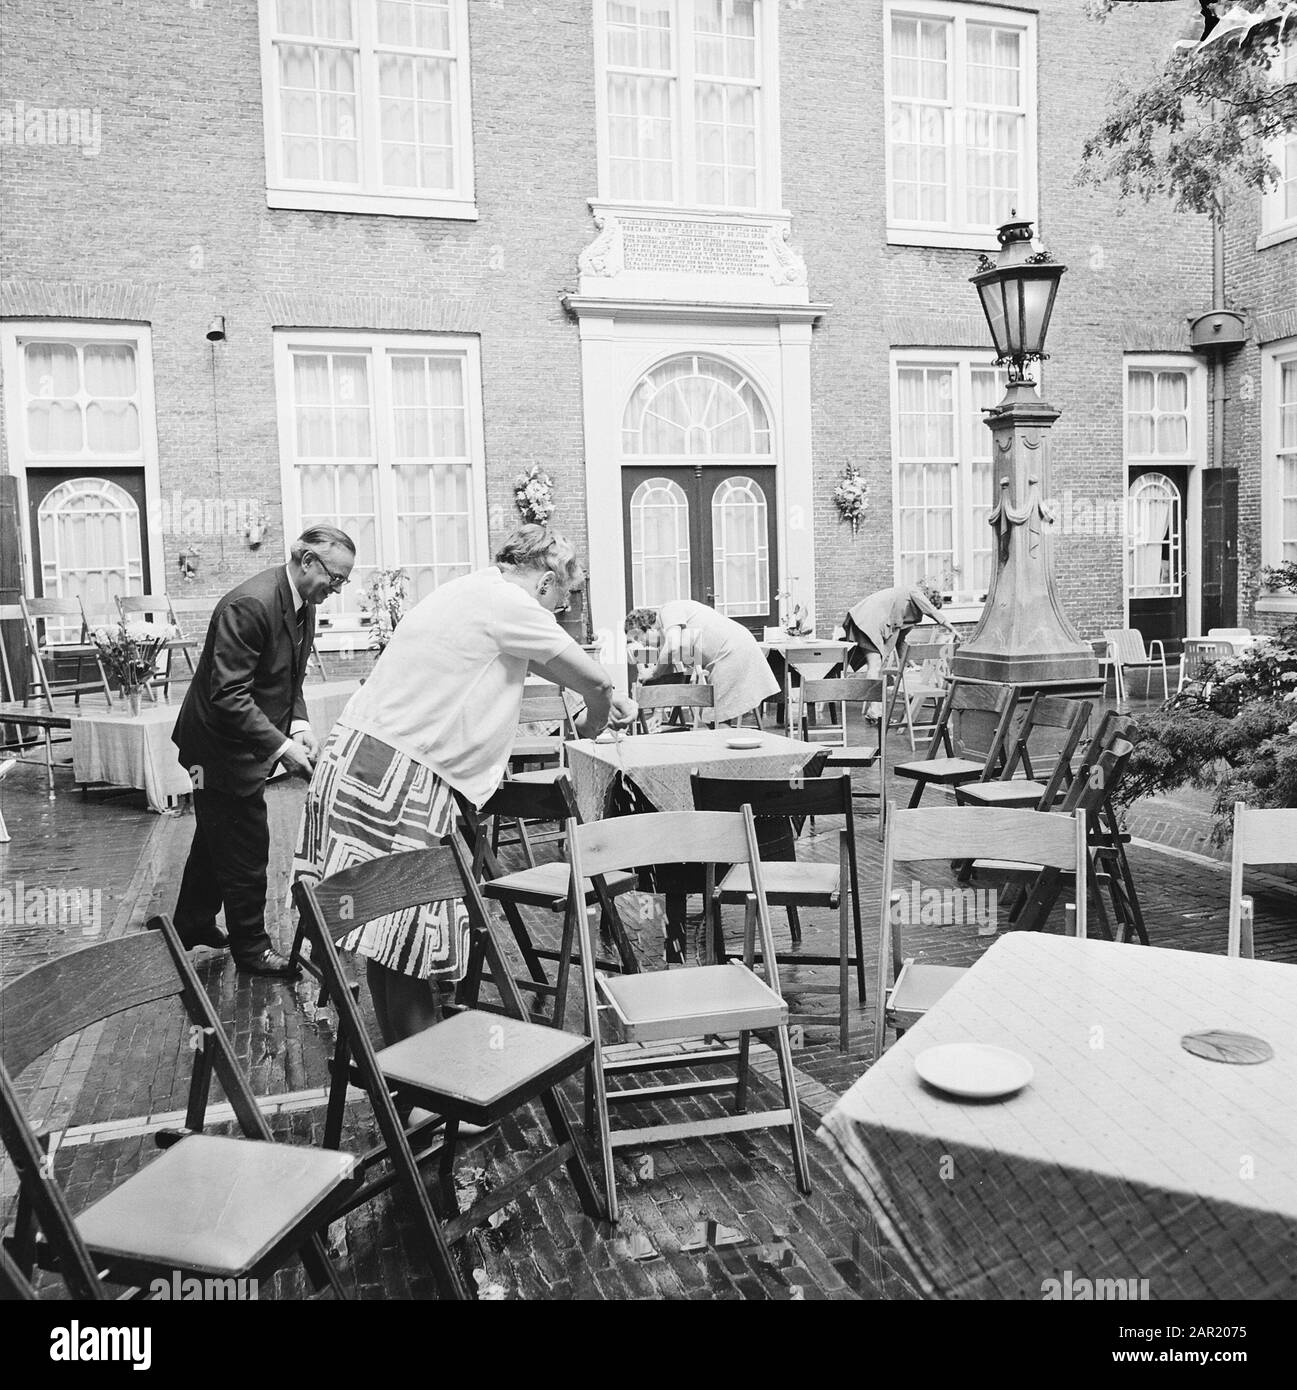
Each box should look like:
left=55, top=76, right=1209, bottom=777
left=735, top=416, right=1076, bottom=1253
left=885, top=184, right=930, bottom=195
left=2, top=689, right=1294, bottom=1301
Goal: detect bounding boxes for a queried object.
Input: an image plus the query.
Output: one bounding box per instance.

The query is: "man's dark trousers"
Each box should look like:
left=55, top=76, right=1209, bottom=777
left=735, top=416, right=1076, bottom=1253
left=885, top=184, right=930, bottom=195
left=171, top=565, right=313, bottom=964
left=174, top=785, right=274, bottom=964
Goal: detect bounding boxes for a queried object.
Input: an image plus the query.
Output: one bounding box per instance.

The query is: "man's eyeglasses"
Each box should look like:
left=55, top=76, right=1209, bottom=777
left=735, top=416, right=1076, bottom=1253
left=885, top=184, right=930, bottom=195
left=309, top=553, right=350, bottom=591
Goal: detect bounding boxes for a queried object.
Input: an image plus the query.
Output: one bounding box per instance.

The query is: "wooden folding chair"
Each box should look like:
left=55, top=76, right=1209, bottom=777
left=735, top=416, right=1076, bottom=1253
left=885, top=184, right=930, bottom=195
left=955, top=694, right=1092, bottom=810
left=0, top=617, right=71, bottom=795
left=691, top=772, right=864, bottom=1051
left=19, top=595, right=113, bottom=709
left=875, top=805, right=1088, bottom=1059
left=633, top=680, right=715, bottom=733
left=892, top=679, right=1018, bottom=808
left=1102, top=627, right=1169, bottom=703
left=118, top=592, right=198, bottom=692
left=565, top=807, right=811, bottom=1222
left=457, top=772, right=639, bottom=1025
left=1228, top=803, right=1297, bottom=960
left=893, top=632, right=954, bottom=750
left=795, top=673, right=891, bottom=836
left=510, top=681, right=578, bottom=771
left=0, top=917, right=359, bottom=1299
left=293, top=840, right=606, bottom=1297
left=968, top=737, right=1139, bottom=942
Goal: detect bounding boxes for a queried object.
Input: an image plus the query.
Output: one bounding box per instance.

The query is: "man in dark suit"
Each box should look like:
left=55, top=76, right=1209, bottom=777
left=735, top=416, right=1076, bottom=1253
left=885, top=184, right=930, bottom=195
left=170, top=525, right=356, bottom=976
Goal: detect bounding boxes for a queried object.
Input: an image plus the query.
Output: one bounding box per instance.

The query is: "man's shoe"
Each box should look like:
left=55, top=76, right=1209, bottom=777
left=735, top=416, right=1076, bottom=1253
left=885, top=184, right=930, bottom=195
left=173, top=919, right=229, bottom=951
left=235, top=948, right=301, bottom=979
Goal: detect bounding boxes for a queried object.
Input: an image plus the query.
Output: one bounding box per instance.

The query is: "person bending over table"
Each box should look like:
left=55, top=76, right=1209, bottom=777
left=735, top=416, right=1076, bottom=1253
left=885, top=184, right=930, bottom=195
left=292, top=525, right=637, bottom=1045
left=842, top=582, right=959, bottom=719
left=624, top=599, right=778, bottom=728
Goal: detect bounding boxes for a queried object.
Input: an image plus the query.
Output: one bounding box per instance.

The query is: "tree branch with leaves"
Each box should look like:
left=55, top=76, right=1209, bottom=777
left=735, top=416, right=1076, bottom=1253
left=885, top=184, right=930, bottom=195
left=1077, top=0, right=1297, bottom=214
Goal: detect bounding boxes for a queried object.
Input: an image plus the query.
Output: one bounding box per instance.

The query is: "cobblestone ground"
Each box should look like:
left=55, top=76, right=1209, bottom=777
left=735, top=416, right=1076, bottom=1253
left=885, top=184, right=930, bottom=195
left=2, top=686, right=1294, bottom=1301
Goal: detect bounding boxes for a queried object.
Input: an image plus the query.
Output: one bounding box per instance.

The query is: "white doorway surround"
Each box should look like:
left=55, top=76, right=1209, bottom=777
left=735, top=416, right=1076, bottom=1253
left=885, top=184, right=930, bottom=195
left=565, top=205, right=828, bottom=688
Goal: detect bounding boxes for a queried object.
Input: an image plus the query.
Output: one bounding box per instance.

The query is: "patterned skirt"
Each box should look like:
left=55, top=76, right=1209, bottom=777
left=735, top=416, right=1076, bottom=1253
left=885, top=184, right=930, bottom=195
left=291, top=722, right=470, bottom=981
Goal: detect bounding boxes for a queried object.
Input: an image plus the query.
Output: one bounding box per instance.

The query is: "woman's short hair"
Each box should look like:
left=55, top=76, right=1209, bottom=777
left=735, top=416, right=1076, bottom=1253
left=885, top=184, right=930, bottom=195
left=291, top=525, right=356, bottom=560
left=624, top=606, right=660, bottom=636
left=494, top=525, right=581, bottom=583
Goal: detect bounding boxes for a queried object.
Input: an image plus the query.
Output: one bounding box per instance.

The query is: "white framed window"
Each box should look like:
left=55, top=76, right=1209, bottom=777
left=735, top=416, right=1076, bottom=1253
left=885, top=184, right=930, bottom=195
left=1126, top=471, right=1182, bottom=600
left=272, top=330, right=488, bottom=640
left=1124, top=355, right=1204, bottom=469
left=884, top=0, right=1036, bottom=250
left=1261, top=339, right=1297, bottom=570
left=594, top=0, right=780, bottom=211
left=1259, top=42, right=1296, bottom=248
left=890, top=350, right=1004, bottom=607
left=622, top=353, right=772, bottom=454
left=257, top=0, right=476, bottom=219
left=0, top=321, right=163, bottom=620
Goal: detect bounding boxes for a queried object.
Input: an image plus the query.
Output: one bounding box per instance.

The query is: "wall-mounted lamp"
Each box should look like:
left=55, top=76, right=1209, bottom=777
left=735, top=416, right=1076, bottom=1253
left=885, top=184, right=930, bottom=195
left=205, top=315, right=226, bottom=342
left=178, top=547, right=200, bottom=582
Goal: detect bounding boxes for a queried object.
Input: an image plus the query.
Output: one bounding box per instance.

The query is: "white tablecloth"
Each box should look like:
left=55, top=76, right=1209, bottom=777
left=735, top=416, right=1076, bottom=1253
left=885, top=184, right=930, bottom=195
left=819, top=933, right=1297, bottom=1300
left=564, top=728, right=824, bottom=820
left=70, top=680, right=360, bottom=812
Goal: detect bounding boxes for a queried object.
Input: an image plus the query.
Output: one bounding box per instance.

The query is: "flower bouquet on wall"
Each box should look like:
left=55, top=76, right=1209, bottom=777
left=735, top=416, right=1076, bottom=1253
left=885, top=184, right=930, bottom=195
left=90, top=620, right=177, bottom=714
left=514, top=465, right=556, bottom=525
left=362, top=568, right=411, bottom=652
left=832, top=464, right=869, bottom=535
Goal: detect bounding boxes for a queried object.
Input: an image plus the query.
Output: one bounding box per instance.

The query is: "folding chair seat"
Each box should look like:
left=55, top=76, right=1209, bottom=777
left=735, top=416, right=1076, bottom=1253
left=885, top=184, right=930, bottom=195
left=0, top=917, right=358, bottom=1298
left=565, top=807, right=811, bottom=1222
left=875, top=805, right=1088, bottom=1059
left=633, top=680, right=715, bottom=732
left=893, top=679, right=1018, bottom=808
left=691, top=771, right=865, bottom=1051
left=457, top=772, right=639, bottom=1025
left=1228, top=803, right=1297, bottom=960
left=955, top=694, right=1092, bottom=811
left=293, top=840, right=605, bottom=1297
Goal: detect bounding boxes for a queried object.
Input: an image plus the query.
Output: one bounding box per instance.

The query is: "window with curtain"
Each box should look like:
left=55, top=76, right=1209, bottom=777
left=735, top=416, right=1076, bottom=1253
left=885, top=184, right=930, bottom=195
left=22, top=340, right=141, bottom=458
left=1126, top=368, right=1191, bottom=459
left=629, top=476, right=692, bottom=607
left=1126, top=472, right=1181, bottom=599
left=600, top=0, right=769, bottom=210
left=259, top=0, right=475, bottom=217
left=885, top=1, right=1035, bottom=245
left=711, top=475, right=768, bottom=616
left=622, top=354, right=771, bottom=455
left=37, top=478, right=145, bottom=624
left=1267, top=346, right=1297, bottom=566
left=276, top=331, right=483, bottom=627
left=893, top=353, right=1002, bottom=604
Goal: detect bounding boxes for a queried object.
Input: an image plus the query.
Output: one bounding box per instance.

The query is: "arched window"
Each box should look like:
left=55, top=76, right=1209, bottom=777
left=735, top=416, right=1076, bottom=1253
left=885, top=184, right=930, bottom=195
left=622, top=354, right=771, bottom=456
left=36, top=477, right=144, bottom=631
left=629, top=477, right=691, bottom=608
left=712, top=476, right=769, bottom=616
left=1126, top=472, right=1181, bottom=599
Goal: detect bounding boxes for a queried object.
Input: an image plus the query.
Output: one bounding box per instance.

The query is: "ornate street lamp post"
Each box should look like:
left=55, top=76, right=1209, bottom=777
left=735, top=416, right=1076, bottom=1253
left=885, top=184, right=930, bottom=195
left=949, top=219, right=1100, bottom=687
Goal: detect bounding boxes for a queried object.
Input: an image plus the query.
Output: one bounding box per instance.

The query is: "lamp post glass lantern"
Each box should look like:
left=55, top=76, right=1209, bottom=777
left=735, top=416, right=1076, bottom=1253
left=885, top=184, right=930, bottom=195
left=949, top=218, right=1100, bottom=690
left=970, top=218, right=1065, bottom=384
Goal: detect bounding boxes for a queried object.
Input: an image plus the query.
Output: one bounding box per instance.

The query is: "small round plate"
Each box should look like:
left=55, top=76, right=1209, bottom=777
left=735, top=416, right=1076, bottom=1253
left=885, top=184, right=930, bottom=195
left=914, top=1043, right=1034, bottom=1100
left=726, top=736, right=762, bottom=749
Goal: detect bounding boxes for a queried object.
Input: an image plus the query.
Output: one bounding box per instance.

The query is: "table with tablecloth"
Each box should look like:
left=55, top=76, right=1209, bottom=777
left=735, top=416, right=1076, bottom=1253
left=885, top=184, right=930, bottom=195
left=818, top=933, right=1297, bottom=1299
left=69, top=680, right=360, bottom=812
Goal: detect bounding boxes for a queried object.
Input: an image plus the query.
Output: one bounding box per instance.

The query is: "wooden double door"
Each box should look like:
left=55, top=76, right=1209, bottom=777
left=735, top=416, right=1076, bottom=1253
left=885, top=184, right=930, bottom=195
left=621, top=464, right=778, bottom=635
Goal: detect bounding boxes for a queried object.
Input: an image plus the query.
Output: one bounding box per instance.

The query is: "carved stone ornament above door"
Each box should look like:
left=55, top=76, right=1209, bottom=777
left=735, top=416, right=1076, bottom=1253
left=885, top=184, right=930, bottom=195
left=576, top=204, right=810, bottom=306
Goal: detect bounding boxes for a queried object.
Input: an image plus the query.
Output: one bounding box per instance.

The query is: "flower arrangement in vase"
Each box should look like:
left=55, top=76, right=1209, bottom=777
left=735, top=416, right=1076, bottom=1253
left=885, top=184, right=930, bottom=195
left=514, top=465, right=556, bottom=525
left=361, top=568, right=411, bottom=651
left=91, top=620, right=177, bottom=714
left=832, top=464, right=869, bottom=535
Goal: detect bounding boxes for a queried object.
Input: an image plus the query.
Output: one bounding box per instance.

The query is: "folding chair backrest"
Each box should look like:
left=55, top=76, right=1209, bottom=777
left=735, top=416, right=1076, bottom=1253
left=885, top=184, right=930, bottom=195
left=22, top=595, right=88, bottom=645
left=0, top=1062, right=108, bottom=1300
left=1228, top=803, right=1297, bottom=959
left=1059, top=737, right=1134, bottom=815
left=633, top=682, right=714, bottom=712
left=479, top=770, right=578, bottom=825
left=945, top=680, right=1018, bottom=769
left=518, top=684, right=573, bottom=727
left=690, top=770, right=853, bottom=822
left=1001, top=694, right=1092, bottom=790
left=117, top=593, right=172, bottom=622
left=798, top=675, right=886, bottom=744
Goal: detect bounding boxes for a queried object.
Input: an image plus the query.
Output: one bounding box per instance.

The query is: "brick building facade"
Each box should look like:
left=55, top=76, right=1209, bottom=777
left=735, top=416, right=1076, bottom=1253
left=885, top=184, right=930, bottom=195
left=0, top=0, right=1287, bottom=679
